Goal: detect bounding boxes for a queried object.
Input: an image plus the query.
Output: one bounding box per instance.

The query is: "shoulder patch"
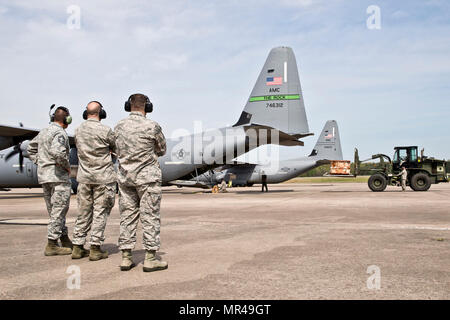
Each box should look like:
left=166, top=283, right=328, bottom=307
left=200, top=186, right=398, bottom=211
left=58, top=134, right=66, bottom=146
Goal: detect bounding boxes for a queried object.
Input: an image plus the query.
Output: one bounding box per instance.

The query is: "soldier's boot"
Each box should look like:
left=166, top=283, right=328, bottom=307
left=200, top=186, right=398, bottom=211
left=120, top=249, right=134, bottom=271
left=89, top=245, right=108, bottom=261
left=143, top=250, right=168, bottom=273
left=60, top=234, right=73, bottom=249
left=44, top=239, right=72, bottom=256
left=71, top=244, right=90, bottom=259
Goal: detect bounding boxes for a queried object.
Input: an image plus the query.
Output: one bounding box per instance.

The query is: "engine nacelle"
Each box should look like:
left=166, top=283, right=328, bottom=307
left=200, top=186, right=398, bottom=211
left=20, top=141, right=30, bottom=158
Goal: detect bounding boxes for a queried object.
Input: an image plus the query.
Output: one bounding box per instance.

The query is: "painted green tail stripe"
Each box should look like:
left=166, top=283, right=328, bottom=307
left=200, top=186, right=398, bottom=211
left=249, top=94, right=300, bottom=102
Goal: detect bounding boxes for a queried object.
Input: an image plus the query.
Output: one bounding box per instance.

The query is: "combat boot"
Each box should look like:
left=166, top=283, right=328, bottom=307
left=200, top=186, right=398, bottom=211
left=120, top=249, right=134, bottom=271
left=44, top=239, right=72, bottom=256
left=143, top=250, right=168, bottom=273
left=60, top=234, right=73, bottom=249
left=89, top=245, right=108, bottom=261
left=72, top=244, right=90, bottom=259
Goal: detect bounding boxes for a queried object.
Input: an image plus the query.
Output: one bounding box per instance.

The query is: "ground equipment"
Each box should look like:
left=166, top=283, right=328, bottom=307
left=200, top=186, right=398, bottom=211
left=354, top=146, right=450, bottom=192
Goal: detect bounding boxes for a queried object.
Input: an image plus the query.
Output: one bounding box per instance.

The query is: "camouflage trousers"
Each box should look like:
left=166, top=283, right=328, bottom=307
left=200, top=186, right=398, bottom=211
left=42, top=182, right=71, bottom=240
left=73, top=183, right=116, bottom=246
left=118, top=182, right=162, bottom=251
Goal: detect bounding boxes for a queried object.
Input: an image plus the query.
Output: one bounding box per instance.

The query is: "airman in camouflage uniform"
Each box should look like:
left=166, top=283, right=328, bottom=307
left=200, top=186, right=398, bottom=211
left=72, top=101, right=116, bottom=261
left=218, top=179, right=228, bottom=193
left=399, top=166, right=408, bottom=191
left=114, top=93, right=167, bottom=272
left=27, top=107, right=73, bottom=256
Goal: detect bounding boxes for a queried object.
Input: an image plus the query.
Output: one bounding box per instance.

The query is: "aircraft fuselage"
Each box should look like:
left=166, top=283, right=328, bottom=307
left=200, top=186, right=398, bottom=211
left=0, top=125, right=268, bottom=188
left=198, top=156, right=322, bottom=186
left=0, top=148, right=39, bottom=188
left=247, top=157, right=319, bottom=184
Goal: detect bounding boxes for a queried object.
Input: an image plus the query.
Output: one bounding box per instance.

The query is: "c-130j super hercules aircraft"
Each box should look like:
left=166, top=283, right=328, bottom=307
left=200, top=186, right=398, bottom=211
left=191, top=120, right=343, bottom=188
left=0, top=46, right=314, bottom=192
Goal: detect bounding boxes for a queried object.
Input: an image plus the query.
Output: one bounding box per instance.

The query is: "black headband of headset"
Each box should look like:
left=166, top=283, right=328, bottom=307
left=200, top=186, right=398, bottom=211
left=124, top=94, right=153, bottom=113
left=83, top=101, right=107, bottom=120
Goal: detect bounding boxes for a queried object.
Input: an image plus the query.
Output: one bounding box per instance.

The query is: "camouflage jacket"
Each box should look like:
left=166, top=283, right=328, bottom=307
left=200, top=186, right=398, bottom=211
left=27, top=123, right=70, bottom=184
left=75, top=119, right=117, bottom=184
left=398, top=168, right=408, bottom=180
left=114, top=112, right=166, bottom=186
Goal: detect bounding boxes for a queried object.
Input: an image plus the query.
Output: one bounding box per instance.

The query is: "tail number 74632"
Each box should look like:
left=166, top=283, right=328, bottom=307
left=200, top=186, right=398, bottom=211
left=266, top=103, right=283, bottom=108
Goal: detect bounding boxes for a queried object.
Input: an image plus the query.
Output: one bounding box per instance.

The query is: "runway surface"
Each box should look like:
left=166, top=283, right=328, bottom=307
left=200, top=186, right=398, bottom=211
left=0, top=183, right=449, bottom=300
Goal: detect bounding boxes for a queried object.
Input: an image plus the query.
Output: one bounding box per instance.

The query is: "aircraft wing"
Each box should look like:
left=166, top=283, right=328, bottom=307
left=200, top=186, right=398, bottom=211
left=220, top=162, right=257, bottom=170
left=223, top=160, right=258, bottom=166
left=0, top=124, right=40, bottom=144
left=167, top=180, right=212, bottom=189
left=0, top=124, right=75, bottom=150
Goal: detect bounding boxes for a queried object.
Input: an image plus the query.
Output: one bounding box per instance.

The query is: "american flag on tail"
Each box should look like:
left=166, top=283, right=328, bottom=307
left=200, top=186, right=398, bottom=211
left=266, top=77, right=282, bottom=85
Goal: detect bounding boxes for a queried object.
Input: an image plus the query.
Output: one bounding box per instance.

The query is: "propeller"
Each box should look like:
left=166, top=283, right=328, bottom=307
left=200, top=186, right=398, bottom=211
left=5, top=143, right=24, bottom=172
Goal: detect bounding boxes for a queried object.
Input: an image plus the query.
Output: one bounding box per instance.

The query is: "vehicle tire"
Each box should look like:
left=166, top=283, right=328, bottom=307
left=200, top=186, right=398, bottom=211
left=410, top=172, right=431, bottom=191
left=246, top=183, right=254, bottom=187
left=368, top=173, right=387, bottom=192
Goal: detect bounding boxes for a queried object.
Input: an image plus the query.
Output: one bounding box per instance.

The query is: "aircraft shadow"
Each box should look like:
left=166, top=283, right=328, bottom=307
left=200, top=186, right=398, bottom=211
left=163, top=190, right=210, bottom=195
left=320, top=191, right=356, bottom=193
left=303, top=184, right=334, bottom=187
left=0, top=220, right=47, bottom=226
left=0, top=194, right=44, bottom=200
left=234, top=190, right=295, bottom=194
left=321, top=190, right=411, bottom=193
left=102, top=243, right=121, bottom=255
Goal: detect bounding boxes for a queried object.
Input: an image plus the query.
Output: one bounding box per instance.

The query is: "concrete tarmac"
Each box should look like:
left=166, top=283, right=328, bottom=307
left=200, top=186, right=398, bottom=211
left=0, top=183, right=449, bottom=300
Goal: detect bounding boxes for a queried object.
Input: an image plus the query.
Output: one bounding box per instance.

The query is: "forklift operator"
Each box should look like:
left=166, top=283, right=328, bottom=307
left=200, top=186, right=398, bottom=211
left=398, top=166, right=408, bottom=191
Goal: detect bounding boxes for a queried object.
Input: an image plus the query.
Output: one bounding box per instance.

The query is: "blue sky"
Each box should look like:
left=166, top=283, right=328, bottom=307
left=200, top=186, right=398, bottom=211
left=1, top=0, right=449, bottom=160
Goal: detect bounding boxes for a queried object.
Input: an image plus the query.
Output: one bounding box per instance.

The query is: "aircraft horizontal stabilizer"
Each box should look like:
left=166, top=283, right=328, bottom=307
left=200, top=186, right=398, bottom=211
left=243, top=124, right=313, bottom=147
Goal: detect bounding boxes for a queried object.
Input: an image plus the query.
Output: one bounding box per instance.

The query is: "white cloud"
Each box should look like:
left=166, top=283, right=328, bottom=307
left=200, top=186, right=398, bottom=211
left=280, top=0, right=316, bottom=7
left=0, top=0, right=449, bottom=160
left=391, top=10, right=409, bottom=19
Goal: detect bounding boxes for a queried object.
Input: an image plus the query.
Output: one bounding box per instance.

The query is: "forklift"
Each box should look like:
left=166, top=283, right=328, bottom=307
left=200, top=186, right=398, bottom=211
left=354, top=146, right=450, bottom=192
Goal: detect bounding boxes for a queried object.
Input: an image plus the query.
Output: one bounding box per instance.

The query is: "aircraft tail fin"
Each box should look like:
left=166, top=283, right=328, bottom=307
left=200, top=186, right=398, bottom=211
left=234, top=47, right=310, bottom=136
left=310, top=120, right=343, bottom=160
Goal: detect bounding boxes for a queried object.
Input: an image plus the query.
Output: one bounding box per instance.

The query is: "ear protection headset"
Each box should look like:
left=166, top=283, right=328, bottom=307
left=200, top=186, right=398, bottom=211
left=49, top=104, right=72, bottom=125
left=83, top=101, right=107, bottom=120
left=124, top=94, right=153, bottom=113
